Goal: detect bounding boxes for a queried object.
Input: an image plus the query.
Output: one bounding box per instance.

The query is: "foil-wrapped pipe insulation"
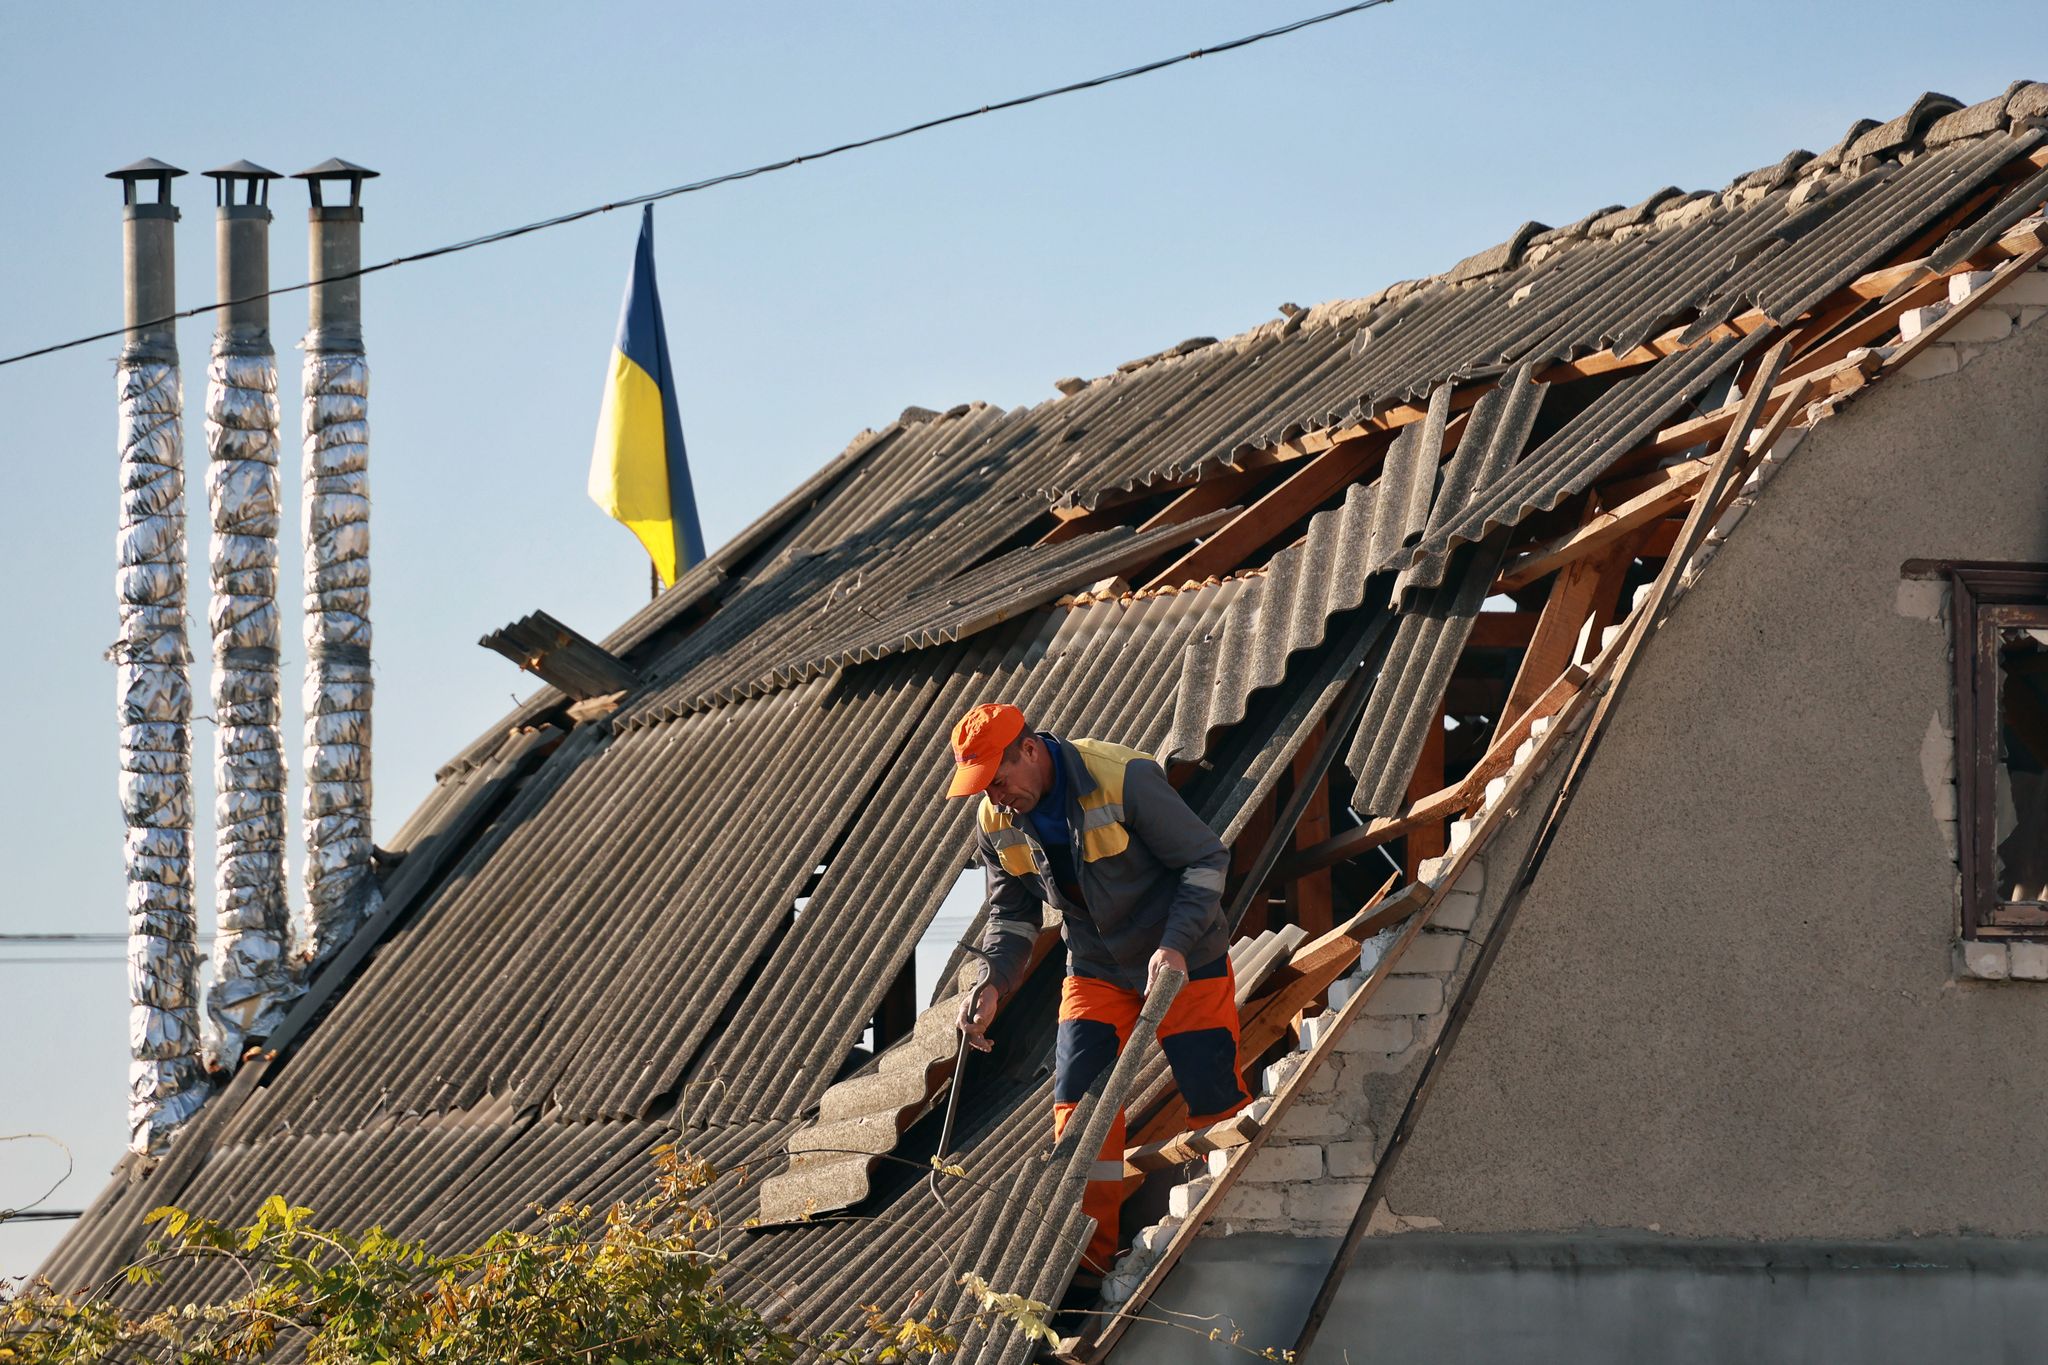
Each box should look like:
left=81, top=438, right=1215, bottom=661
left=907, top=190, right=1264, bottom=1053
left=299, top=351, right=378, bottom=961
left=117, top=360, right=207, bottom=1152
left=109, top=160, right=206, bottom=1155
left=203, top=346, right=293, bottom=1063
left=202, top=165, right=296, bottom=1066
left=296, top=166, right=381, bottom=966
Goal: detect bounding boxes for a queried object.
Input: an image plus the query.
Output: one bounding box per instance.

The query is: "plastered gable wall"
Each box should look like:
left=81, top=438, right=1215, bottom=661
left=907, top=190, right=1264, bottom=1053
left=1376, top=306, right=2048, bottom=1240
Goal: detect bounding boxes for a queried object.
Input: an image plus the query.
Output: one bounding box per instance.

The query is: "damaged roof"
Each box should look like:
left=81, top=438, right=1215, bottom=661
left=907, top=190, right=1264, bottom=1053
left=44, top=81, right=2048, bottom=1364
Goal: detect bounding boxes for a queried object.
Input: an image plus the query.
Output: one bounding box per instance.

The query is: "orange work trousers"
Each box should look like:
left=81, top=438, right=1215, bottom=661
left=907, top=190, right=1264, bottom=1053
left=1051, top=954, right=1248, bottom=1278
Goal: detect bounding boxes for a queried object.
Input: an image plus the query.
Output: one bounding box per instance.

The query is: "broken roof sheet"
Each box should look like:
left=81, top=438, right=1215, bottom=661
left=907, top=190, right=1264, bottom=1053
left=46, top=81, right=2048, bottom=1365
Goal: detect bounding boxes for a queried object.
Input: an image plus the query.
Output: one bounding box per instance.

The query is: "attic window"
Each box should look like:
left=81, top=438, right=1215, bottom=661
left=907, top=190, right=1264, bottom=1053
left=1948, top=563, right=2048, bottom=938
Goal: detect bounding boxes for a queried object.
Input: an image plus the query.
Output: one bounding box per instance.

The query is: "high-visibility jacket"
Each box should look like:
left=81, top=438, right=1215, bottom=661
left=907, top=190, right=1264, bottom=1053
left=973, top=737, right=1231, bottom=998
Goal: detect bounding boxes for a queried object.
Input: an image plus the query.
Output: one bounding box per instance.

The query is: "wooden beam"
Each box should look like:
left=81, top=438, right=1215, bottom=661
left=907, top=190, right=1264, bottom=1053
left=1403, top=700, right=1447, bottom=882
left=1286, top=723, right=1334, bottom=937
left=1226, top=789, right=1276, bottom=939
left=1497, top=458, right=1712, bottom=591
left=1124, top=1107, right=1264, bottom=1177
left=1573, top=533, right=1643, bottom=667
left=1142, top=430, right=1392, bottom=588
left=1636, top=347, right=1877, bottom=462
left=1134, top=465, right=1273, bottom=534
left=1275, top=665, right=1585, bottom=881
left=1464, top=612, right=1540, bottom=648
left=1499, top=512, right=1612, bottom=728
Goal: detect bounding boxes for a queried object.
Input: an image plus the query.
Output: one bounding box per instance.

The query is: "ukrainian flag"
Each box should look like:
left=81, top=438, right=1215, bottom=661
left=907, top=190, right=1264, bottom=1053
left=588, top=205, right=705, bottom=588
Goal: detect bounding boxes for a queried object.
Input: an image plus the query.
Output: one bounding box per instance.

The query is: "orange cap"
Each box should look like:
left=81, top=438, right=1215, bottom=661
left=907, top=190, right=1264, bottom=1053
left=946, top=702, right=1026, bottom=798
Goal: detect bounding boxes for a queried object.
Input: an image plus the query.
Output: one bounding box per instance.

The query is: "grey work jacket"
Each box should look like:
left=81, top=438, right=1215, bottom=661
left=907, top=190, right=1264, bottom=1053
left=973, top=736, right=1230, bottom=998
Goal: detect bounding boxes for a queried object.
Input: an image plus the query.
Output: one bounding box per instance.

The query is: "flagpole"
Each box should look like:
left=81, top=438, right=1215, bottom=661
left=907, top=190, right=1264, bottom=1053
left=650, top=562, right=659, bottom=601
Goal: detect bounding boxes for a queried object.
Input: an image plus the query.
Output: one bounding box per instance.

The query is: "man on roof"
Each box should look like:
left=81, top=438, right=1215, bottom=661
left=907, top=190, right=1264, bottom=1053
left=945, top=701, right=1249, bottom=1286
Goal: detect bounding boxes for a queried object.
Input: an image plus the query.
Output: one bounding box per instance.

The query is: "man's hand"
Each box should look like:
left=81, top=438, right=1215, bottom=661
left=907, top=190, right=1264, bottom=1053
left=956, top=983, right=999, bottom=1052
left=1145, top=946, right=1187, bottom=996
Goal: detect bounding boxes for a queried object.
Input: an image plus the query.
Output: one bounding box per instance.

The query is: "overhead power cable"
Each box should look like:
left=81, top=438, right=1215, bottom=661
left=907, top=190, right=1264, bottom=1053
left=0, top=0, right=1396, bottom=370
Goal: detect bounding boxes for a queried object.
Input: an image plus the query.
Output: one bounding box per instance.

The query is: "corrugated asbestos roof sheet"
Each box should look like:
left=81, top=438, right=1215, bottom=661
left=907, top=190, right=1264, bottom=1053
left=47, top=83, right=2048, bottom=1365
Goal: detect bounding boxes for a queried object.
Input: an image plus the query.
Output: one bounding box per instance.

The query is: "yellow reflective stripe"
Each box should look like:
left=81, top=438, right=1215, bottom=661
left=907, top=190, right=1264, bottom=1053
left=1181, top=865, right=1226, bottom=894
left=1080, top=822, right=1130, bottom=863
left=997, top=843, right=1037, bottom=876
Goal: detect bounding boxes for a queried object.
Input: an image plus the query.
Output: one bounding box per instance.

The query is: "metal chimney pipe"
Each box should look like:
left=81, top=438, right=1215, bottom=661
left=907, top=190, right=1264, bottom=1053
left=293, top=160, right=380, bottom=964
left=200, top=161, right=294, bottom=1066
left=108, top=159, right=206, bottom=1154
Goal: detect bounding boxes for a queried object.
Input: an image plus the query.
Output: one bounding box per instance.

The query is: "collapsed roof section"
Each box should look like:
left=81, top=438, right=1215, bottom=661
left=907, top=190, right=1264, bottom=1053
left=44, top=81, right=2048, bottom=1365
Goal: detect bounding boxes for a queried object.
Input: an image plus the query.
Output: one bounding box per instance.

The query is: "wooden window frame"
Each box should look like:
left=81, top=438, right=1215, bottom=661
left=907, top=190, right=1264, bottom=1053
left=1928, top=561, right=2048, bottom=939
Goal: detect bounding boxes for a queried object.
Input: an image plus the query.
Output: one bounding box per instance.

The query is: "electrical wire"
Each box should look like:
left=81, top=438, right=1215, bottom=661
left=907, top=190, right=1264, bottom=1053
left=0, top=0, right=1396, bottom=371
left=0, top=1134, right=74, bottom=1227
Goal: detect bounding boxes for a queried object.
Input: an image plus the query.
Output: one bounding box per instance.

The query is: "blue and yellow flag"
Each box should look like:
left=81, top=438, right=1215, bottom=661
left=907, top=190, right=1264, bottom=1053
left=588, top=205, right=705, bottom=588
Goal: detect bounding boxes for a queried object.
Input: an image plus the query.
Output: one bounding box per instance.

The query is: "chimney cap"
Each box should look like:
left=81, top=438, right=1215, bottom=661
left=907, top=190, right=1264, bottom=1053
left=294, top=159, right=379, bottom=211
left=294, top=158, right=380, bottom=181
left=203, top=159, right=282, bottom=181
left=106, top=157, right=188, bottom=182
left=204, top=160, right=281, bottom=210
left=107, top=158, right=186, bottom=209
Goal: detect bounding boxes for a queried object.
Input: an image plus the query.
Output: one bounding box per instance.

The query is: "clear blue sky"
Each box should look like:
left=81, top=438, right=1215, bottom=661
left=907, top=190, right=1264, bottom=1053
left=1, top=1, right=2038, bottom=1276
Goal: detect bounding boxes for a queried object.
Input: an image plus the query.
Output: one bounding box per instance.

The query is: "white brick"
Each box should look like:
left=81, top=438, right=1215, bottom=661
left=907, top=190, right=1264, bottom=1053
left=1302, top=1057, right=1338, bottom=1093
left=1297, top=1013, right=1338, bottom=1052
left=1946, top=308, right=2014, bottom=344
left=1168, top=1176, right=1214, bottom=1217
left=1901, top=345, right=1961, bottom=381
left=1993, top=270, right=2048, bottom=307
left=1211, top=1182, right=1284, bottom=1222
left=1514, top=737, right=1538, bottom=765
left=1958, top=344, right=1986, bottom=367
left=1365, top=976, right=1444, bottom=1016
left=1448, top=818, right=1478, bottom=853
left=1453, top=859, right=1485, bottom=895
left=2011, top=943, right=2048, bottom=981
left=1957, top=939, right=2010, bottom=980
left=1433, top=888, right=1482, bottom=932
left=1240, top=1142, right=1323, bottom=1183
left=1275, top=1101, right=1348, bottom=1141
left=2022, top=306, right=2048, bottom=329
left=1482, top=774, right=1509, bottom=809
left=1947, top=270, right=1993, bottom=305
left=1938, top=819, right=1959, bottom=863
left=1335, top=1015, right=1413, bottom=1055
left=1326, top=1138, right=1380, bottom=1179
left=1132, top=1217, right=1180, bottom=1255
left=1899, top=302, right=1950, bottom=341
left=1416, top=854, right=1455, bottom=885
left=1393, top=931, right=1466, bottom=975
left=1326, top=974, right=1361, bottom=1012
